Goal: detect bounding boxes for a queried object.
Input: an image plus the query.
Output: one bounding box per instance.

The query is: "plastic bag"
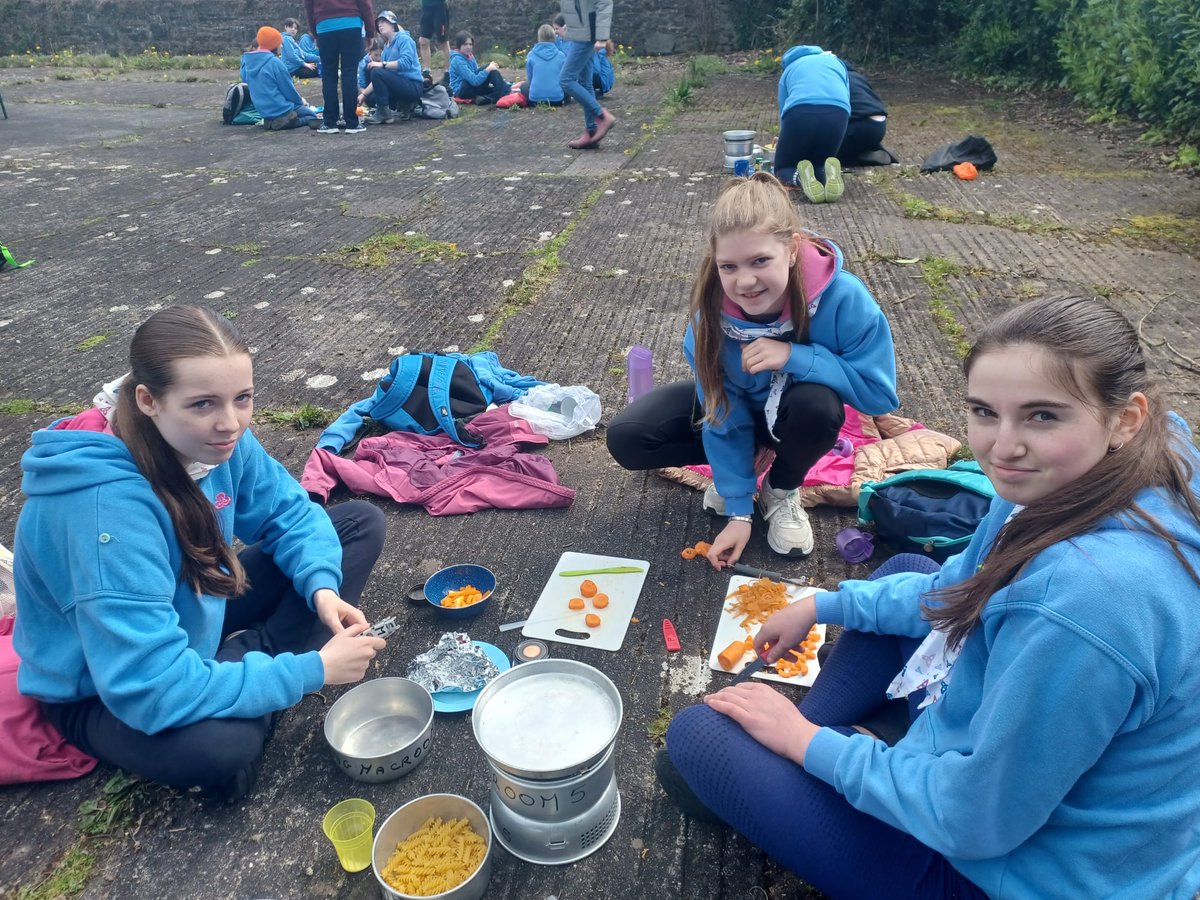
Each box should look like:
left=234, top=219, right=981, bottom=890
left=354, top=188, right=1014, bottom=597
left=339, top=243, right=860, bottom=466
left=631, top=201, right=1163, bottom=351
left=509, top=384, right=601, bottom=440
left=920, top=134, right=997, bottom=173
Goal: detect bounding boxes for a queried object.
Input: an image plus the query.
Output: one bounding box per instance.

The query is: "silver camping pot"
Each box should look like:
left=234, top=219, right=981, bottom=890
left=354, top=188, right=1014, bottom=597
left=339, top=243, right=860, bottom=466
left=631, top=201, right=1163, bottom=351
left=722, top=129, right=756, bottom=159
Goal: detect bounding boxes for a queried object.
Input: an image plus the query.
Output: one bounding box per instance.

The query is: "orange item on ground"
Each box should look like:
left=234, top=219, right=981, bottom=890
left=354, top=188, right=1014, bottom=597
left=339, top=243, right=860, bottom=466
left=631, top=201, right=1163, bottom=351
left=681, top=547, right=697, bottom=560
left=953, top=162, right=978, bottom=181
left=580, top=579, right=598, bottom=598
left=585, top=613, right=602, bottom=628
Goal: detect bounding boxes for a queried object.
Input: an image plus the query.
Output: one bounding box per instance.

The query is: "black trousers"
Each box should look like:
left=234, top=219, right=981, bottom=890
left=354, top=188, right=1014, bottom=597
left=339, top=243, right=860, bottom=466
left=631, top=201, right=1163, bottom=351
left=457, top=70, right=510, bottom=104
left=42, top=500, right=386, bottom=792
left=838, top=117, right=887, bottom=164
left=606, top=380, right=844, bottom=491
left=774, top=103, right=851, bottom=185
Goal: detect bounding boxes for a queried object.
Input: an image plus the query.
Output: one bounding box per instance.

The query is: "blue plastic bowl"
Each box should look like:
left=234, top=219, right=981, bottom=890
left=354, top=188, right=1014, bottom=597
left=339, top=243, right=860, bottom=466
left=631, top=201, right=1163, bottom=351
left=424, top=565, right=496, bottom=620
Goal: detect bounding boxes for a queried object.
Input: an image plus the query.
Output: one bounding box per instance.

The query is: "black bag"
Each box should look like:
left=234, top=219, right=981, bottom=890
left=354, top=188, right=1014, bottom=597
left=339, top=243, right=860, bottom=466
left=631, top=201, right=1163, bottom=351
left=222, top=82, right=250, bottom=125
left=920, top=135, right=997, bottom=173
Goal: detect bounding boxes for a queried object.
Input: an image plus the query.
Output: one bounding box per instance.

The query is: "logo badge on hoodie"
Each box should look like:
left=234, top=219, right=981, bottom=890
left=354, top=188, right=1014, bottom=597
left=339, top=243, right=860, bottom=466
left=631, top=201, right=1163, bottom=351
left=213, top=492, right=232, bottom=510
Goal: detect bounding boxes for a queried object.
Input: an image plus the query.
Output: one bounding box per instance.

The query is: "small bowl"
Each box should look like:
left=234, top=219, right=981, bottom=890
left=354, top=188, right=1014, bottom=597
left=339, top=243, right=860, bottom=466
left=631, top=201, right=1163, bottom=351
left=372, top=793, right=492, bottom=900
left=424, top=564, right=496, bottom=620
left=323, top=678, right=434, bottom=783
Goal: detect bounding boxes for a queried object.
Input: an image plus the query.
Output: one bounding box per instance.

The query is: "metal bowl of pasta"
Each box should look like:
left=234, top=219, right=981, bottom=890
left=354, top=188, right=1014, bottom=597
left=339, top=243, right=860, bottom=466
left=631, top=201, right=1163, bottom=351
left=323, top=677, right=434, bottom=784
left=372, top=793, right=493, bottom=900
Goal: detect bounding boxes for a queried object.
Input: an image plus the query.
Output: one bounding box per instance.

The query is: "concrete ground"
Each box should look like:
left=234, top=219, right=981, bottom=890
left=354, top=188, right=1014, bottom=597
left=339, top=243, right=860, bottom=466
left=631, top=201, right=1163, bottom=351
left=0, top=55, right=1198, bottom=900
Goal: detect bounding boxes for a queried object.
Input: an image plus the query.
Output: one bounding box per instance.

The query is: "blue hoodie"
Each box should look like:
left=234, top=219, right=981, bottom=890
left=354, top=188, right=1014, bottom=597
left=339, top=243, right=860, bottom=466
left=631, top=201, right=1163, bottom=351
left=682, top=237, right=898, bottom=516
left=778, top=45, right=849, bottom=117
left=281, top=32, right=319, bottom=74
left=239, top=50, right=308, bottom=119
left=448, top=49, right=490, bottom=98
left=806, top=416, right=1200, bottom=899
left=357, top=53, right=371, bottom=90
left=381, top=28, right=423, bottom=84
left=593, top=46, right=614, bottom=94
left=525, top=41, right=566, bottom=102
left=13, top=426, right=338, bottom=735
left=298, top=32, right=320, bottom=59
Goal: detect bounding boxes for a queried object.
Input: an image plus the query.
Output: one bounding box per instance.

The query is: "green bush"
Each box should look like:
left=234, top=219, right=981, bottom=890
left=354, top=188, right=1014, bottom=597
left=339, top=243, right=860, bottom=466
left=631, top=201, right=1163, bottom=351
left=954, top=0, right=1070, bottom=82
left=773, top=0, right=962, bottom=62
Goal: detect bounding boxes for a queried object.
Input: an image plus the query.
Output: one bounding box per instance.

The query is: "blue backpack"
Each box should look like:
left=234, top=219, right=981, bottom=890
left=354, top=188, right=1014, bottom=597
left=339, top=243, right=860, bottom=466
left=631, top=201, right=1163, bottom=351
left=857, top=461, right=996, bottom=562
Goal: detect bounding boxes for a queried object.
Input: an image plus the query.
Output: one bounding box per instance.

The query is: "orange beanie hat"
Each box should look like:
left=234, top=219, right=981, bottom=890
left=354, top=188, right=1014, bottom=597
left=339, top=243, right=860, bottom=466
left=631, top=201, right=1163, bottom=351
left=256, top=26, right=283, bottom=51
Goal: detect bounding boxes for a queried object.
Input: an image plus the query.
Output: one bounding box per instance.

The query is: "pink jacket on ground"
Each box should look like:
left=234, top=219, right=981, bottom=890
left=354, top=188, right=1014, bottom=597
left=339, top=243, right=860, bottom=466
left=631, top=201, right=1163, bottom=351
left=300, top=407, right=576, bottom=515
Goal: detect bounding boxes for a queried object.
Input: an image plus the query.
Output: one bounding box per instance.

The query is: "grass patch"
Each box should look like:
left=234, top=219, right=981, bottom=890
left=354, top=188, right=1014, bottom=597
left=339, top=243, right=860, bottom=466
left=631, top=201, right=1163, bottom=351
left=327, top=230, right=467, bottom=268
left=919, top=255, right=970, bottom=358
left=867, top=171, right=1069, bottom=236
left=0, top=399, right=88, bottom=416
left=228, top=241, right=265, bottom=254
left=470, top=179, right=612, bottom=352
left=75, top=334, right=108, bottom=351
left=666, top=55, right=727, bottom=108
left=0, top=49, right=235, bottom=72
left=1110, top=214, right=1200, bottom=248
left=258, top=403, right=336, bottom=429
left=16, top=845, right=95, bottom=900
left=647, top=706, right=672, bottom=746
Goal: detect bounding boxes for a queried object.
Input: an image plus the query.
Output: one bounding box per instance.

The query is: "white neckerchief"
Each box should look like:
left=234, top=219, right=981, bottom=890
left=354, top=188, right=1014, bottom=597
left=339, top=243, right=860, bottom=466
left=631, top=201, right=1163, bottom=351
left=886, top=506, right=1023, bottom=709
left=94, top=373, right=215, bottom=482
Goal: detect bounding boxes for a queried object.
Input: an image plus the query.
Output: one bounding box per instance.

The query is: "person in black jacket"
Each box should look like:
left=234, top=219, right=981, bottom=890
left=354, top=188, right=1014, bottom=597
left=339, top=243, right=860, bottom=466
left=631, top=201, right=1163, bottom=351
left=838, top=63, right=889, bottom=165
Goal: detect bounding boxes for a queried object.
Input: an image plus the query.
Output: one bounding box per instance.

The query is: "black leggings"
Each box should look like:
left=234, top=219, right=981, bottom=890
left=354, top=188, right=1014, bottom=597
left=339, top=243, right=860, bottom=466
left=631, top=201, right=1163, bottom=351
left=458, top=70, right=510, bottom=103
left=606, top=379, right=844, bottom=490
left=839, top=117, right=887, bottom=163
left=42, top=500, right=386, bottom=793
left=774, top=103, right=850, bottom=185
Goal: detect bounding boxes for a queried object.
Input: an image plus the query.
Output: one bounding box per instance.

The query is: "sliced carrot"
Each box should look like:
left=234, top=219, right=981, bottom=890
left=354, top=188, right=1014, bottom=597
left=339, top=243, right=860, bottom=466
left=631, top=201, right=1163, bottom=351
left=568, top=597, right=585, bottom=610
left=717, top=639, right=749, bottom=670
left=585, top=613, right=602, bottom=628
left=680, top=547, right=697, bottom=560
left=694, top=541, right=712, bottom=555
left=580, top=579, right=598, bottom=598
left=592, top=593, right=609, bottom=609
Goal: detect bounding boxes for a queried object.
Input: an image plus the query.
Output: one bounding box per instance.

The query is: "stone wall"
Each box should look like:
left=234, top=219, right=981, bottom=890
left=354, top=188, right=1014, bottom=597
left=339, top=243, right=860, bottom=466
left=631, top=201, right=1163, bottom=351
left=0, top=0, right=742, bottom=57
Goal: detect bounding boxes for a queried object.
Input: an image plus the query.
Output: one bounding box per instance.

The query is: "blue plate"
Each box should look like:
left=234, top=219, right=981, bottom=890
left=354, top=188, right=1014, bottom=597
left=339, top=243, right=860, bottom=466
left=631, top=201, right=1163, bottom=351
left=431, top=641, right=510, bottom=714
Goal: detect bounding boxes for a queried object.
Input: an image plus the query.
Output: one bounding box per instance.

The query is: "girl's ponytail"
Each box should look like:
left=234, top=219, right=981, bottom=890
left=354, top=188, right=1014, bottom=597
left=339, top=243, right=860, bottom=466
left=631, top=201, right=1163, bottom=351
left=112, top=307, right=249, bottom=598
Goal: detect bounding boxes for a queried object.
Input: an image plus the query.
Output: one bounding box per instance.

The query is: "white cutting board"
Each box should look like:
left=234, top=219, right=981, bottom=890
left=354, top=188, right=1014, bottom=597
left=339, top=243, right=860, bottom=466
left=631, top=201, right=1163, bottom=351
left=708, top=576, right=827, bottom=687
left=521, top=552, right=649, bottom=651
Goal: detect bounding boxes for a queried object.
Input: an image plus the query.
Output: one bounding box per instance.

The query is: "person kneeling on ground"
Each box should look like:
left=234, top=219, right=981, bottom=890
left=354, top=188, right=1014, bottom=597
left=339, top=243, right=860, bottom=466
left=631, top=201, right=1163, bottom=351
left=240, top=27, right=318, bottom=131
left=448, top=31, right=511, bottom=105
left=524, top=24, right=566, bottom=105
left=13, top=306, right=388, bottom=801
left=365, top=10, right=424, bottom=124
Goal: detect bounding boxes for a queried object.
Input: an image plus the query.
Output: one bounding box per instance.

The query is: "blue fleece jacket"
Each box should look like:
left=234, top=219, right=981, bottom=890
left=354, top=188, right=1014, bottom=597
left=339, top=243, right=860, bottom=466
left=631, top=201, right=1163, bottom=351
left=281, top=33, right=319, bottom=74
left=299, top=32, right=320, bottom=59
left=593, top=47, right=614, bottom=93
left=448, top=50, right=490, bottom=97
left=525, top=41, right=566, bottom=102
left=357, top=53, right=371, bottom=90
left=778, top=45, right=849, bottom=117
left=13, top=427, right=338, bottom=735
left=381, top=29, right=423, bottom=84
left=806, top=415, right=1200, bottom=899
left=239, top=50, right=308, bottom=119
left=682, top=237, right=898, bottom=516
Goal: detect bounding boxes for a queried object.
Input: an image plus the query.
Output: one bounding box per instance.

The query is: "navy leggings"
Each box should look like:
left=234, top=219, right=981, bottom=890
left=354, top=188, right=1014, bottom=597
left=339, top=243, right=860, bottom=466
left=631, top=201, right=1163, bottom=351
left=43, top=500, right=387, bottom=793
left=774, top=103, right=850, bottom=186
left=316, top=26, right=364, bottom=129
left=606, top=379, right=844, bottom=491
left=666, top=554, right=989, bottom=899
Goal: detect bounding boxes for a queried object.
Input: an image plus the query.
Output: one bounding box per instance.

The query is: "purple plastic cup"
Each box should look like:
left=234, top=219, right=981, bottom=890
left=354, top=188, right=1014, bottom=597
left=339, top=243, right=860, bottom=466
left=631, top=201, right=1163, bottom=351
left=831, top=438, right=853, bottom=457
left=836, top=527, right=874, bottom=564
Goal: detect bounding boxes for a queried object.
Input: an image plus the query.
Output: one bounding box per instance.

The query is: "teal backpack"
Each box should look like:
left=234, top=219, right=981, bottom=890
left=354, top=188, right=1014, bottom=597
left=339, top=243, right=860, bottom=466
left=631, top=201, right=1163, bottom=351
left=857, top=461, right=996, bottom=561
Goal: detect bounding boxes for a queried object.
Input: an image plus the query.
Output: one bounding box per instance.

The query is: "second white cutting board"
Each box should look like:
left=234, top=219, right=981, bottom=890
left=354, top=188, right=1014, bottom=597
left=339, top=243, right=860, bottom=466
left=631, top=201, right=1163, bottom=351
left=521, top=551, right=649, bottom=651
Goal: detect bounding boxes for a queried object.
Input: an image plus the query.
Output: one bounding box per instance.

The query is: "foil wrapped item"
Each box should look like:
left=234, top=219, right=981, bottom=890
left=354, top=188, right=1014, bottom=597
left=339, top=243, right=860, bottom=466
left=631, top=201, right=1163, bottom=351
left=406, top=632, right=499, bottom=694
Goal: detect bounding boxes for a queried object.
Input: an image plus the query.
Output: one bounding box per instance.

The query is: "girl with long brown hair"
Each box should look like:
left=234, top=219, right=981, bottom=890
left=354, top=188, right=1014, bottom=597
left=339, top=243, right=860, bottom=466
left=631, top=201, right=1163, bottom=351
left=607, top=172, right=898, bottom=561
left=660, top=296, right=1200, bottom=898
left=13, top=307, right=387, bottom=800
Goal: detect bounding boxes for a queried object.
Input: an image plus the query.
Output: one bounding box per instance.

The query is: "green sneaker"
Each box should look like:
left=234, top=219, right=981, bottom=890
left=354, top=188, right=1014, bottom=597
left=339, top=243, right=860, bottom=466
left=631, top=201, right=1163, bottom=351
left=795, top=160, right=825, bottom=203
left=824, top=157, right=845, bottom=202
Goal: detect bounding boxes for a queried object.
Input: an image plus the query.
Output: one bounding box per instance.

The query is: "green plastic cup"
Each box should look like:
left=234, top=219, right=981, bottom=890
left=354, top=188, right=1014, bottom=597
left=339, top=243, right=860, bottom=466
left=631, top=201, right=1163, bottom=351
left=322, top=798, right=376, bottom=873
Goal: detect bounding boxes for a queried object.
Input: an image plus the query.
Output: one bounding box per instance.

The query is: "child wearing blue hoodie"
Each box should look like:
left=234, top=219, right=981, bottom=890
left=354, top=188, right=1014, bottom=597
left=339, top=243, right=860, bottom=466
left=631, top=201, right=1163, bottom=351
left=776, top=45, right=850, bottom=203
left=448, top=30, right=511, bottom=104
left=607, top=173, right=897, bottom=561
left=659, top=294, right=1200, bottom=899
left=592, top=40, right=614, bottom=97
left=240, top=27, right=318, bottom=130
left=13, top=307, right=388, bottom=800
left=524, top=24, right=566, bottom=104
left=364, top=10, right=424, bottom=124
left=281, top=18, right=320, bottom=78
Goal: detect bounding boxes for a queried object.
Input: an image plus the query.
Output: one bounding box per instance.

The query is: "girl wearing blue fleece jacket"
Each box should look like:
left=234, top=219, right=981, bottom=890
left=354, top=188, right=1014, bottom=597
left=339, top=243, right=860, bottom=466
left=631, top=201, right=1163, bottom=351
left=240, top=27, right=318, bottom=130
left=776, top=45, right=850, bottom=203
left=448, top=31, right=511, bottom=104
left=608, top=173, right=897, bottom=560
left=662, top=296, right=1200, bottom=899
left=364, top=11, right=425, bottom=124
left=281, top=18, right=320, bottom=78
left=13, top=307, right=387, bottom=800
left=524, top=25, right=566, bottom=104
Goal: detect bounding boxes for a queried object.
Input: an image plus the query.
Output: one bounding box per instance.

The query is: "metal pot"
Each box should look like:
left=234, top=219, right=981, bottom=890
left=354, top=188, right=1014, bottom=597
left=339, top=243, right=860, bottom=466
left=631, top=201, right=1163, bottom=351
left=372, top=793, right=492, bottom=900
left=488, top=744, right=616, bottom=823
left=723, top=129, right=756, bottom=159
left=472, top=659, right=622, bottom=781
left=323, top=677, right=434, bottom=784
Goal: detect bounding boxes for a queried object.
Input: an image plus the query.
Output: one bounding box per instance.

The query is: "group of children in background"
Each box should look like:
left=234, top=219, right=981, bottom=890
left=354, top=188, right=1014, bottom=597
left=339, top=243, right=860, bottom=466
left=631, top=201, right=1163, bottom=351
left=236, top=9, right=618, bottom=132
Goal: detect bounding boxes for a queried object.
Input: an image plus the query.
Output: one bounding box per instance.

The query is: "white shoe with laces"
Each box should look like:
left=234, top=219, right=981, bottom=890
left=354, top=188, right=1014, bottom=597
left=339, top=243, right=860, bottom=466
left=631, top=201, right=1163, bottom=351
left=702, top=483, right=727, bottom=516
left=757, top=479, right=814, bottom=557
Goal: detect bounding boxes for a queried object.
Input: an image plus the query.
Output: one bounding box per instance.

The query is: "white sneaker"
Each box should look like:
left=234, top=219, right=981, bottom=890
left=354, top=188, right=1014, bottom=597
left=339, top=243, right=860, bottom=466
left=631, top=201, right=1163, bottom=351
left=702, top=483, right=726, bottom=516
left=758, top=480, right=814, bottom=557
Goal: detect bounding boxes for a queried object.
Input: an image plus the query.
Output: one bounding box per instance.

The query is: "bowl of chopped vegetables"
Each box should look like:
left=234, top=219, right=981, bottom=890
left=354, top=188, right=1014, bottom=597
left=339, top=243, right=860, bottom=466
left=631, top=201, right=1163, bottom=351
left=424, top=565, right=495, bottom=620
left=372, top=793, right=492, bottom=900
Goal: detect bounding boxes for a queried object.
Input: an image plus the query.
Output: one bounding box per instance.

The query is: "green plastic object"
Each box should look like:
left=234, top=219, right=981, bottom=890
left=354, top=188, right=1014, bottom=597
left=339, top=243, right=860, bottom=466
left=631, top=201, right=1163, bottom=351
left=0, top=244, right=33, bottom=271
left=558, top=566, right=645, bottom=576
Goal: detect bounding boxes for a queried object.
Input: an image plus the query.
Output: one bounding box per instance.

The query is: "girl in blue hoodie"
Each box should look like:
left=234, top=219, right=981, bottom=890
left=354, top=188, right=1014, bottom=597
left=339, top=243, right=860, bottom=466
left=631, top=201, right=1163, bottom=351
left=607, top=173, right=898, bottom=561
left=13, top=307, right=388, bottom=800
left=776, top=45, right=850, bottom=204
left=524, top=24, right=567, bottom=104
left=448, top=31, right=511, bottom=104
left=240, top=27, right=318, bottom=130
left=660, top=296, right=1200, bottom=899
left=592, top=41, right=614, bottom=97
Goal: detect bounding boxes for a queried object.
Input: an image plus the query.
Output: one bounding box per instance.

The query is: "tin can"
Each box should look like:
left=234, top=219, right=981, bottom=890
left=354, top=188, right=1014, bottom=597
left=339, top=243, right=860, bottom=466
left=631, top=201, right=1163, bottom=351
left=512, top=639, right=549, bottom=665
